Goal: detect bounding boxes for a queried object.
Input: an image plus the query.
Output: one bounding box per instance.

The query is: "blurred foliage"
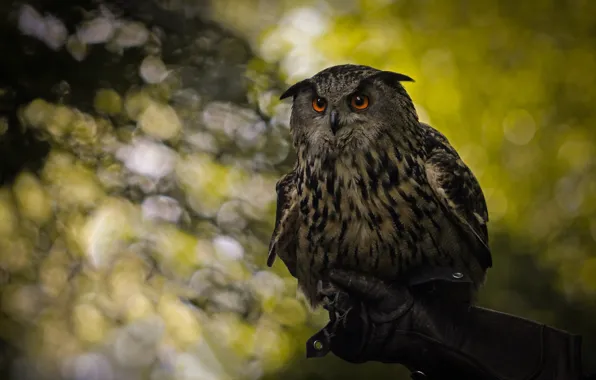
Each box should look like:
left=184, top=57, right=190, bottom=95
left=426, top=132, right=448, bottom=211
left=0, top=0, right=595, bottom=379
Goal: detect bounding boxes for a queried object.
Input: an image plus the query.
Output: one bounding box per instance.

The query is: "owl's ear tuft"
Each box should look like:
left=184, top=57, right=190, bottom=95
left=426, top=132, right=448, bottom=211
left=371, top=71, right=415, bottom=88
left=280, top=79, right=313, bottom=100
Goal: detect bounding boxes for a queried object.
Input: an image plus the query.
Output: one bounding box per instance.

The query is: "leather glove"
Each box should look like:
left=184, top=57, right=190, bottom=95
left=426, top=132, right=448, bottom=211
left=306, top=269, right=584, bottom=380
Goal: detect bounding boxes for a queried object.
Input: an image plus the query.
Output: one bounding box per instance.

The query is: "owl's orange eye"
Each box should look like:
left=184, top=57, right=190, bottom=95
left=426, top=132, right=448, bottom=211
left=312, top=97, right=327, bottom=113
left=350, top=94, right=369, bottom=110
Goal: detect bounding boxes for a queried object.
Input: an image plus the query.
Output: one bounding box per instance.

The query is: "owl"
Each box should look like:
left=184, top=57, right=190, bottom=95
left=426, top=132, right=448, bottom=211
left=267, top=64, right=491, bottom=308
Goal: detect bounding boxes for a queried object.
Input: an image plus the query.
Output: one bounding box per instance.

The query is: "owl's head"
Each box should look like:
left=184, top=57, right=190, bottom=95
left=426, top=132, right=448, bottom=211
left=281, top=64, right=418, bottom=158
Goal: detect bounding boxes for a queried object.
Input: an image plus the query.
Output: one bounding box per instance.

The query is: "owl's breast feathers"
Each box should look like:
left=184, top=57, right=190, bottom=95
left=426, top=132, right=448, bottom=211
left=268, top=122, right=491, bottom=305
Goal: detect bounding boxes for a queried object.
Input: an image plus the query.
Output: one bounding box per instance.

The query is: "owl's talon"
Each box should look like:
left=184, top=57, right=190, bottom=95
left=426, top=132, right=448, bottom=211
left=317, top=280, right=339, bottom=298
left=321, top=291, right=342, bottom=315
left=335, top=306, right=353, bottom=327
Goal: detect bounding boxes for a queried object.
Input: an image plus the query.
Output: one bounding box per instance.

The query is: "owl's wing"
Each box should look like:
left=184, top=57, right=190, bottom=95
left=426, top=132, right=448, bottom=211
left=267, top=169, right=299, bottom=277
left=422, top=124, right=492, bottom=270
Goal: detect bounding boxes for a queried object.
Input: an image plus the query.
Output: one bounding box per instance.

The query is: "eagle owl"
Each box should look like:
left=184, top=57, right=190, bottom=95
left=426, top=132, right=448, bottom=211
left=268, top=64, right=491, bottom=308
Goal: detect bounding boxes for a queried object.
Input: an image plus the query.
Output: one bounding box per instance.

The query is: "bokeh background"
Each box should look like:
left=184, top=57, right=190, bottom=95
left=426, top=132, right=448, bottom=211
left=0, top=0, right=595, bottom=379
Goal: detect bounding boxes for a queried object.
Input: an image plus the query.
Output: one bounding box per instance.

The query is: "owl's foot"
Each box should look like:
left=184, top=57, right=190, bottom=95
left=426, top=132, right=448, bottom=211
left=317, top=280, right=353, bottom=326
left=317, top=280, right=338, bottom=309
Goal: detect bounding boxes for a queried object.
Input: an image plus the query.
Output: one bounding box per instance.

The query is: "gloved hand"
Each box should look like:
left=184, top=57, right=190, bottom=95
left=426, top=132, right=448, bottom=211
left=307, top=269, right=584, bottom=380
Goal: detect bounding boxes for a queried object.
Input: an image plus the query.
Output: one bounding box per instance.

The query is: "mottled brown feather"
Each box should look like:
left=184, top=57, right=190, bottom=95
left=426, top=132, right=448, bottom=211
left=267, top=170, right=298, bottom=277
left=421, top=123, right=492, bottom=270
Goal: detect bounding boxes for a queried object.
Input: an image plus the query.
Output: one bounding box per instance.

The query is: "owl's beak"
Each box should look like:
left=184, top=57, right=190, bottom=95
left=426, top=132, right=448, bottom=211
left=330, top=110, right=340, bottom=134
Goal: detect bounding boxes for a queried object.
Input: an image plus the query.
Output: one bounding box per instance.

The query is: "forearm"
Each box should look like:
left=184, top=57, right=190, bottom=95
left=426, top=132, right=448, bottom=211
left=356, top=304, right=583, bottom=380
left=310, top=270, right=585, bottom=380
